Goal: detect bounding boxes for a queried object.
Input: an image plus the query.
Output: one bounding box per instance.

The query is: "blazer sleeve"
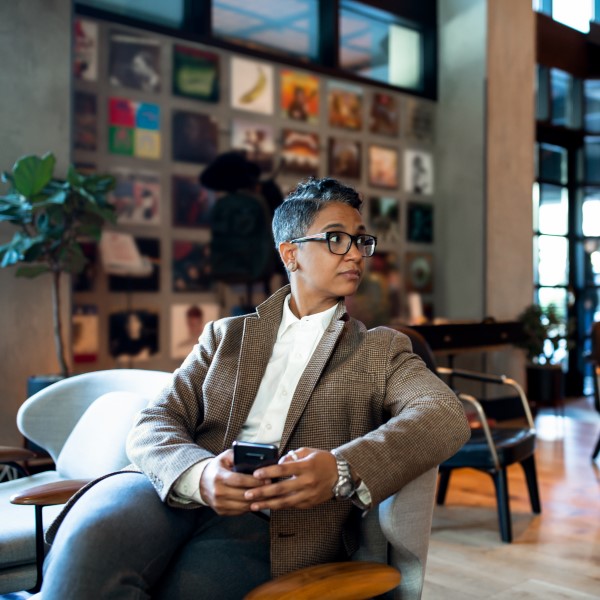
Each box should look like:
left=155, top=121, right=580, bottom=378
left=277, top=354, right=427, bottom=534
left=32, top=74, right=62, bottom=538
left=126, top=320, right=222, bottom=503
left=335, top=329, right=471, bottom=507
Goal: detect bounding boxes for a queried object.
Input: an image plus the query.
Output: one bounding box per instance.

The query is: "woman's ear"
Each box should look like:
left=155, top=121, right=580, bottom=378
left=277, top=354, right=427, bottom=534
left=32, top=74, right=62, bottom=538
left=279, top=242, right=297, bottom=272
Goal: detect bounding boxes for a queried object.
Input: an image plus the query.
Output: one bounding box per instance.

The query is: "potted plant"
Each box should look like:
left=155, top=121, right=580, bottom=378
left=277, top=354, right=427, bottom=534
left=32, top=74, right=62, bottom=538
left=0, top=152, right=116, bottom=379
left=515, top=303, right=568, bottom=409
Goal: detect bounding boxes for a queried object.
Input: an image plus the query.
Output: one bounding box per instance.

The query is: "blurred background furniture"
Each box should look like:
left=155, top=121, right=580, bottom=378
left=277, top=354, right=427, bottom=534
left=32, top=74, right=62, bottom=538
left=0, top=369, right=173, bottom=594
left=0, top=369, right=439, bottom=600
left=591, top=322, right=600, bottom=461
left=396, top=326, right=541, bottom=543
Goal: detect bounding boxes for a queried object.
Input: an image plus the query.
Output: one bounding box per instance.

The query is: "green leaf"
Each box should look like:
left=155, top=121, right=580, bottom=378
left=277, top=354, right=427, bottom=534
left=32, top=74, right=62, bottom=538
left=13, top=153, right=56, bottom=198
left=0, top=246, right=23, bottom=267
left=16, top=264, right=50, bottom=278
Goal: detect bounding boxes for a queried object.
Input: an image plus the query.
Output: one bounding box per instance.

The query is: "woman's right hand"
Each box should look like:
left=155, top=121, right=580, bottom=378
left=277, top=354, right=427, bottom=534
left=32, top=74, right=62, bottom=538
left=199, top=449, right=269, bottom=515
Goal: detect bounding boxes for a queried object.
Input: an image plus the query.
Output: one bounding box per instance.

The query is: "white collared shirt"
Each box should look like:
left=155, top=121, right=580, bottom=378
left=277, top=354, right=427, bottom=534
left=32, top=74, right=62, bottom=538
left=172, top=295, right=370, bottom=506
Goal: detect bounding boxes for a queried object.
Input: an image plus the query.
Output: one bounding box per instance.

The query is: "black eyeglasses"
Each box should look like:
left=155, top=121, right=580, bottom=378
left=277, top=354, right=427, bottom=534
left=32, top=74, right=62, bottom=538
left=288, top=231, right=377, bottom=257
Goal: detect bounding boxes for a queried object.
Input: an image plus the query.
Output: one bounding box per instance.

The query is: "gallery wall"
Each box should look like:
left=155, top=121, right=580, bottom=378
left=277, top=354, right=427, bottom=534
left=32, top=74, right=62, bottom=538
left=71, top=15, right=439, bottom=373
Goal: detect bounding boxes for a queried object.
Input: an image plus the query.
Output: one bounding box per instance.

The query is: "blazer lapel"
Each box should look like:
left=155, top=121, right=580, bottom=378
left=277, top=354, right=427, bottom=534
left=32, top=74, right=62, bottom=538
left=222, top=287, right=288, bottom=449
left=279, top=304, right=347, bottom=451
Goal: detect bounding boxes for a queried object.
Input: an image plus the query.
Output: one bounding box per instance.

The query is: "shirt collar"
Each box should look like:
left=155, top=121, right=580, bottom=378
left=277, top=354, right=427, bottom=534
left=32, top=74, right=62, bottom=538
left=278, top=294, right=339, bottom=338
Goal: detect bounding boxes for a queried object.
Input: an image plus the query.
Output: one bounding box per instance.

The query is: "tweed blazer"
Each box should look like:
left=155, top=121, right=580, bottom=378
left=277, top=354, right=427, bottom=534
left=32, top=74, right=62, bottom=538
left=123, top=285, right=470, bottom=576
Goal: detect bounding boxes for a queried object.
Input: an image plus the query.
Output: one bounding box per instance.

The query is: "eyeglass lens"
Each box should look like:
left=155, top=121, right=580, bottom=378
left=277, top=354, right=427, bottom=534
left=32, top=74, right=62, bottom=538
left=328, top=232, right=376, bottom=257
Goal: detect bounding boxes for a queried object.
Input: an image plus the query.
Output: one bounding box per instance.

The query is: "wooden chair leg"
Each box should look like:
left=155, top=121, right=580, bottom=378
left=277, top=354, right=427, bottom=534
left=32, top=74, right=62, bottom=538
left=490, top=469, right=512, bottom=543
left=436, top=469, right=451, bottom=505
left=520, top=455, right=541, bottom=514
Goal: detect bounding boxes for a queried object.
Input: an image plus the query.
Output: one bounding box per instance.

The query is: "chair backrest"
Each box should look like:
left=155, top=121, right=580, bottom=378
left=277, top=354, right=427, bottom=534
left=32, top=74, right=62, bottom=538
left=17, top=369, right=173, bottom=464
left=395, top=327, right=439, bottom=374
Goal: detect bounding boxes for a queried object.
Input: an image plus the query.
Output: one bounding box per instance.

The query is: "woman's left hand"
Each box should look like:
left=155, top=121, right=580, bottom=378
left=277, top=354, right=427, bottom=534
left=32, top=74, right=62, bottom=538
left=242, top=447, right=338, bottom=511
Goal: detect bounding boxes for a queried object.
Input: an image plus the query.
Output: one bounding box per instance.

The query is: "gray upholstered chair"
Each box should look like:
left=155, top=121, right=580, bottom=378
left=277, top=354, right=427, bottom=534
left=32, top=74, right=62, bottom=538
left=0, top=369, right=173, bottom=594
left=1, top=369, right=438, bottom=600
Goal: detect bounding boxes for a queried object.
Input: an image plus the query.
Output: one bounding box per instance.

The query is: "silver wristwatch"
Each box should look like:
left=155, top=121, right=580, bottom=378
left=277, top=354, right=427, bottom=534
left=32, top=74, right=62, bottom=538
left=332, top=455, right=356, bottom=500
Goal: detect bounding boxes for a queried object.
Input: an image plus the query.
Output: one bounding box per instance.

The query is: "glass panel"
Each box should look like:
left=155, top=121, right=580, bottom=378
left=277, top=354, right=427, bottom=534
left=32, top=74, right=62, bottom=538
left=553, top=0, right=593, bottom=33
left=584, top=136, right=600, bottom=183
left=534, top=184, right=568, bottom=235
left=536, top=287, right=569, bottom=363
left=532, top=0, right=552, bottom=15
left=212, top=0, right=319, bottom=60
left=582, top=188, right=600, bottom=235
left=536, top=235, right=569, bottom=286
left=539, top=143, right=567, bottom=183
left=536, top=65, right=550, bottom=121
left=550, top=69, right=571, bottom=127
left=339, top=1, right=423, bottom=90
left=77, top=0, right=183, bottom=27
left=584, top=80, right=600, bottom=133
left=581, top=239, right=600, bottom=285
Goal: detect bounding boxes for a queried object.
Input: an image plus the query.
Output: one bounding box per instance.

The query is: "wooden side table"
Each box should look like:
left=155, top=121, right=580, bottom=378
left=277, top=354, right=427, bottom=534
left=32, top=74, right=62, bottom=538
left=244, top=561, right=401, bottom=600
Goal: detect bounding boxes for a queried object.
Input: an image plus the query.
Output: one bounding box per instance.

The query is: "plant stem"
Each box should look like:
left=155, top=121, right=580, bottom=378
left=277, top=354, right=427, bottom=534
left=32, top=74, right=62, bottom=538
left=51, top=270, right=69, bottom=378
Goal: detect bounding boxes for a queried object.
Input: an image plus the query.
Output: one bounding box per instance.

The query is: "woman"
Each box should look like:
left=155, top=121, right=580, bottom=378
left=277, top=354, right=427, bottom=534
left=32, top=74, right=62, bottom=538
left=42, top=177, right=470, bottom=599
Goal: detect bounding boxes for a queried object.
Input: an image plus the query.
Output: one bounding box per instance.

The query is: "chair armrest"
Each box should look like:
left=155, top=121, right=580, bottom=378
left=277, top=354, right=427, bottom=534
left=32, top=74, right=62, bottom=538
left=10, top=479, right=91, bottom=507
left=0, top=445, right=38, bottom=462
left=437, top=367, right=536, bottom=429
left=457, top=393, right=501, bottom=470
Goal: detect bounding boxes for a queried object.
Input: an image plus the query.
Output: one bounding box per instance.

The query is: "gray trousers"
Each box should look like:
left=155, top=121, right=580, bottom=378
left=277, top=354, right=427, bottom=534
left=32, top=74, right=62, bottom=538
left=41, top=472, right=271, bottom=599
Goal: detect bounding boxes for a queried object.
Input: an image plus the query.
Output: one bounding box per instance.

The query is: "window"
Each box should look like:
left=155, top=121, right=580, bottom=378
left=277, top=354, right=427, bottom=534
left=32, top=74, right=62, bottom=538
left=77, top=0, right=184, bottom=27
left=584, top=80, right=600, bottom=133
left=533, top=0, right=596, bottom=33
left=339, top=1, right=423, bottom=91
left=212, top=0, right=319, bottom=61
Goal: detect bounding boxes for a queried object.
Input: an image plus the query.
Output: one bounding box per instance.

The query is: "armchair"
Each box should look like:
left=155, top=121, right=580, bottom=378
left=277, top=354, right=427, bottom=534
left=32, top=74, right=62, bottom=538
left=1, top=368, right=438, bottom=600
left=396, top=326, right=541, bottom=543
left=0, top=369, right=173, bottom=594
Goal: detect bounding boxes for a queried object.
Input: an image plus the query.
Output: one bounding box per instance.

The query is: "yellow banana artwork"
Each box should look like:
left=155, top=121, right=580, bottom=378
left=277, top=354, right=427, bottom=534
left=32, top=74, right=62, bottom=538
left=238, top=66, right=267, bottom=104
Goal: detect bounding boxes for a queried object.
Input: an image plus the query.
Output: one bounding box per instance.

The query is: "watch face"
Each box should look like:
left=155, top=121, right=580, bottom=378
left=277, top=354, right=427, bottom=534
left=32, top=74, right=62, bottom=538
left=337, top=479, right=355, bottom=499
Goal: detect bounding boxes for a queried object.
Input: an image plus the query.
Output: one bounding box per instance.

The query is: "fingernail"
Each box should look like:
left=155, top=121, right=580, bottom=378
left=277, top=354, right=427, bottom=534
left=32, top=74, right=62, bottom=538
left=245, top=491, right=253, bottom=499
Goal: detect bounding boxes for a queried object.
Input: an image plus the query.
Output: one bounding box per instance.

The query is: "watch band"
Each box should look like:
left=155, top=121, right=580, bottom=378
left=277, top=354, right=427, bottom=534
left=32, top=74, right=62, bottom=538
left=332, top=455, right=356, bottom=500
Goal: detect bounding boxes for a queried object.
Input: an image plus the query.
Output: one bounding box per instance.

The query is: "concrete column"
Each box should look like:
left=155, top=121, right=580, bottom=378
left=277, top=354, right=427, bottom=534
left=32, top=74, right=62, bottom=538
left=0, top=0, right=72, bottom=445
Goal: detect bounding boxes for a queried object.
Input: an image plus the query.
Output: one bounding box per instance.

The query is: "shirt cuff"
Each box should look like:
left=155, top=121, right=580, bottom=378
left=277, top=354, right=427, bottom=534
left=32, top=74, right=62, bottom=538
left=170, top=459, right=211, bottom=505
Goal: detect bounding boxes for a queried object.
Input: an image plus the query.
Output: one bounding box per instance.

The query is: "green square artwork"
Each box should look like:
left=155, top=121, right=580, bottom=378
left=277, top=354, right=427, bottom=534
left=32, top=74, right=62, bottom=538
left=109, top=126, right=134, bottom=155
left=173, top=45, right=219, bottom=102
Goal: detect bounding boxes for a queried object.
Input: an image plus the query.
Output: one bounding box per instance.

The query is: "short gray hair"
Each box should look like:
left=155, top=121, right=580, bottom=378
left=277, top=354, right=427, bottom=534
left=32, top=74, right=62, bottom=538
left=272, top=177, right=362, bottom=248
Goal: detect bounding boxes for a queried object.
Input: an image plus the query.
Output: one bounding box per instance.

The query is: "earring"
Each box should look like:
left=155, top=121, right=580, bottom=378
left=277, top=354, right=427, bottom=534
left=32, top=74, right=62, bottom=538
left=288, top=262, right=297, bottom=272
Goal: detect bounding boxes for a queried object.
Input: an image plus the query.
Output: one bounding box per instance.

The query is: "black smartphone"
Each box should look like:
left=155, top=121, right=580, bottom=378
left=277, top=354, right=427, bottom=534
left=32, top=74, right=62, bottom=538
left=233, top=441, right=278, bottom=474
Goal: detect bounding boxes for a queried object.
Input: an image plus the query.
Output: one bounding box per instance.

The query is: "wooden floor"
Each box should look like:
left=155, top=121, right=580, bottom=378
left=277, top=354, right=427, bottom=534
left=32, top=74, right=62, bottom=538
left=423, top=396, right=600, bottom=600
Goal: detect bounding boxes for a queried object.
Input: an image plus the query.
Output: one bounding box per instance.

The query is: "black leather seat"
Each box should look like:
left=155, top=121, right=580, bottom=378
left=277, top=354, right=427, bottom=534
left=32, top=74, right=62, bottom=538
left=397, top=326, right=541, bottom=543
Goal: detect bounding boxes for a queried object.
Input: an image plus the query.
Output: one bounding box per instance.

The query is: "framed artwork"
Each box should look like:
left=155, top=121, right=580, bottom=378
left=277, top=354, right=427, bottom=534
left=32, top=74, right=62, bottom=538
left=404, top=149, right=434, bottom=195
left=74, top=92, right=97, bottom=152
left=72, top=304, right=99, bottom=364
left=108, top=237, right=160, bottom=292
left=281, top=129, right=319, bottom=176
left=368, top=197, right=401, bottom=244
left=109, top=308, right=159, bottom=362
left=231, top=118, right=275, bottom=172
left=73, top=18, right=98, bottom=81
left=109, top=169, right=161, bottom=226
left=108, top=30, right=161, bottom=93
left=407, top=202, right=434, bottom=243
left=171, top=175, right=216, bottom=228
left=328, top=138, right=361, bottom=179
left=406, top=98, right=435, bottom=142
left=280, top=69, right=319, bottom=123
left=173, top=45, right=219, bottom=102
left=369, top=92, right=399, bottom=136
left=327, top=81, right=363, bottom=130
left=172, top=110, right=218, bottom=164
left=405, top=252, right=434, bottom=293
left=108, top=97, right=161, bottom=159
left=170, top=302, right=220, bottom=359
left=368, top=145, right=399, bottom=189
left=230, top=57, right=274, bottom=115
left=172, top=241, right=212, bottom=292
